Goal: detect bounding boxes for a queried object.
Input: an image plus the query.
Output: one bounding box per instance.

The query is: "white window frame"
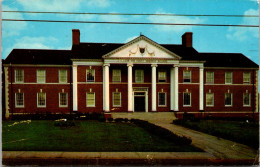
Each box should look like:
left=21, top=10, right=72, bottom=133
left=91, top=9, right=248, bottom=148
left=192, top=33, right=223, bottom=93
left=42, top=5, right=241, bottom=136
left=206, top=93, right=214, bottom=107
left=37, top=92, right=46, bottom=108
left=158, top=92, right=167, bottom=107
left=15, top=69, right=24, bottom=83
left=59, top=93, right=68, bottom=107
left=158, top=71, right=167, bottom=82
left=243, top=93, right=251, bottom=107
left=183, top=70, right=191, bottom=83
left=225, top=72, right=232, bottom=84
left=225, top=93, right=232, bottom=107
left=86, top=69, right=95, bottom=82
left=15, top=93, right=24, bottom=108
left=183, top=92, right=191, bottom=107
left=206, top=71, right=214, bottom=84
left=112, top=69, right=121, bottom=82
left=86, top=92, right=95, bottom=107
left=37, top=70, right=46, bottom=83
left=135, top=69, right=144, bottom=83
left=243, top=72, right=251, bottom=84
left=59, top=69, right=68, bottom=83
left=113, top=92, right=121, bottom=107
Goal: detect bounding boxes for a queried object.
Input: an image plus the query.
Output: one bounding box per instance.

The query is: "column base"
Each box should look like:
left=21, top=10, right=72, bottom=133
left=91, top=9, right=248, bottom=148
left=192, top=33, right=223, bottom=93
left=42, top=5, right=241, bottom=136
left=104, top=112, right=112, bottom=119
left=151, top=110, right=157, bottom=112
left=127, top=110, right=133, bottom=113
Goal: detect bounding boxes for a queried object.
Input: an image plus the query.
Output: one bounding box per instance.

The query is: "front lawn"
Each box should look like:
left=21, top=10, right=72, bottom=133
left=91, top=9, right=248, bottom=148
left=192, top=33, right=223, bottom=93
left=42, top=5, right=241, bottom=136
left=3, top=120, right=201, bottom=152
left=173, top=119, right=259, bottom=149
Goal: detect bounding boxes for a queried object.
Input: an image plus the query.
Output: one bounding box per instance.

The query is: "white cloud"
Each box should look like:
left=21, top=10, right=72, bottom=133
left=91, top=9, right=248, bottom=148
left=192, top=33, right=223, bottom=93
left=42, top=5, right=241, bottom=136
left=124, top=36, right=138, bottom=43
left=147, top=10, right=204, bottom=33
left=227, top=9, right=259, bottom=41
left=2, top=5, right=27, bottom=36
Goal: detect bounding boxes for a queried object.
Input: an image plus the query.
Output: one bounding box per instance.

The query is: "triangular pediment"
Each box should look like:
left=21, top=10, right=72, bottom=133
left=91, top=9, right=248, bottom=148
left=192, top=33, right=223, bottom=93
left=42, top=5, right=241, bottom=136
left=102, top=35, right=181, bottom=60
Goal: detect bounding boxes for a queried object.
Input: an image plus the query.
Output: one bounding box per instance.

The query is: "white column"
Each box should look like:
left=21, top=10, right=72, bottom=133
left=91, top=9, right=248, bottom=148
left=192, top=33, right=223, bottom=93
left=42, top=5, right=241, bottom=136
left=104, top=64, right=110, bottom=112
left=151, top=64, right=157, bottom=112
left=199, top=67, right=204, bottom=111
left=103, top=66, right=105, bottom=111
left=170, top=66, right=175, bottom=111
left=127, top=63, right=133, bottom=112
left=174, top=65, right=179, bottom=111
left=72, top=65, right=78, bottom=111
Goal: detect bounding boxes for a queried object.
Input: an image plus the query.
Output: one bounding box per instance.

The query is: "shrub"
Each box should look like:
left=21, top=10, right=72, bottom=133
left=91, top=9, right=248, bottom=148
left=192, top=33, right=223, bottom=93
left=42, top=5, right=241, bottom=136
left=107, top=118, right=114, bottom=122
left=54, top=120, right=75, bottom=127
left=115, top=118, right=124, bottom=122
left=98, top=114, right=106, bottom=122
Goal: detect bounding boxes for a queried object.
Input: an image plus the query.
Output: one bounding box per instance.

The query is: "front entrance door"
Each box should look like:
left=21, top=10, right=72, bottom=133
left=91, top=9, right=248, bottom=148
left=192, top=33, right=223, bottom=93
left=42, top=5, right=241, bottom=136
left=134, top=92, right=146, bottom=112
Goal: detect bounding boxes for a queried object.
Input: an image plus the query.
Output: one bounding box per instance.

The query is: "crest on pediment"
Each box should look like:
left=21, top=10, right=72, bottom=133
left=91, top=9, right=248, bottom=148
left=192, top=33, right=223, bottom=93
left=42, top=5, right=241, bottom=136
left=129, top=44, right=155, bottom=57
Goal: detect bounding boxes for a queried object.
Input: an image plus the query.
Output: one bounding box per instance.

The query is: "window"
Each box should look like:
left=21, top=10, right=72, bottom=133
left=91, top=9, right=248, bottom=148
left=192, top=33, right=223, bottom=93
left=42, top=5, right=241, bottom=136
left=86, top=92, right=95, bottom=107
left=37, top=92, right=46, bottom=107
left=206, top=72, right=214, bottom=84
left=225, top=72, right=232, bottom=84
left=112, top=69, right=121, bottom=82
left=158, top=92, right=166, bottom=106
left=243, top=93, right=251, bottom=106
left=183, top=70, right=191, bottom=83
left=59, top=93, right=68, bottom=107
left=206, top=93, right=214, bottom=106
left=15, top=93, right=24, bottom=107
left=15, top=69, right=24, bottom=83
left=183, top=92, right=191, bottom=106
left=113, top=92, right=121, bottom=107
left=135, top=69, right=144, bottom=83
left=37, top=70, right=46, bottom=83
left=225, top=93, right=232, bottom=106
left=158, top=71, right=166, bottom=82
left=86, top=69, right=95, bottom=82
left=243, top=72, right=251, bottom=84
left=59, top=70, right=67, bottom=83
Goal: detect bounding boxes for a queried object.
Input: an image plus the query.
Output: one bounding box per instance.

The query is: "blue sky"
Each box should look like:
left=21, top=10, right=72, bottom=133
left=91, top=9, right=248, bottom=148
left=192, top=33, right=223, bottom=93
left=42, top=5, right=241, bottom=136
left=2, top=0, right=259, bottom=64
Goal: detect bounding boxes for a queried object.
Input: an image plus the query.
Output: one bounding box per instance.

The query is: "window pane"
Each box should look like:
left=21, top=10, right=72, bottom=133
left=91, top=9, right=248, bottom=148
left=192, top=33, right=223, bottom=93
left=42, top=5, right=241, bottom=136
left=60, top=93, right=68, bottom=106
left=113, top=92, right=121, bottom=106
left=225, top=93, right=232, bottom=106
left=38, top=92, right=46, bottom=107
left=225, top=72, right=232, bottom=84
left=87, top=69, right=95, bottom=82
left=15, top=70, right=24, bottom=82
left=158, top=71, right=166, bottom=82
left=158, top=93, right=166, bottom=106
left=206, top=93, right=214, bottom=106
left=183, top=71, right=191, bottom=83
left=87, top=93, right=95, bottom=107
left=59, top=70, right=67, bottom=83
left=243, top=72, right=250, bottom=84
left=37, top=70, right=45, bottom=83
left=206, top=72, right=214, bottom=83
left=16, top=93, right=24, bottom=107
left=112, top=69, right=121, bottom=82
left=243, top=93, right=250, bottom=106
left=135, top=70, right=144, bottom=83
left=183, top=92, right=191, bottom=106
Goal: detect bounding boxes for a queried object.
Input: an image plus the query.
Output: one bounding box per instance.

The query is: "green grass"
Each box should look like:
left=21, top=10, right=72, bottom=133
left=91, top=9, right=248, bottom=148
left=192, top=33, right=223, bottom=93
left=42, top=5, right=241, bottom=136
left=173, top=119, right=259, bottom=149
left=3, top=120, right=201, bottom=152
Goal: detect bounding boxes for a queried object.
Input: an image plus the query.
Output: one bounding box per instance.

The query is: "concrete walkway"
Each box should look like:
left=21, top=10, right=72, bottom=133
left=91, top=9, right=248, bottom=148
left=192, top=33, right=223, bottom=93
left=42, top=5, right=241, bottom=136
left=112, top=112, right=259, bottom=160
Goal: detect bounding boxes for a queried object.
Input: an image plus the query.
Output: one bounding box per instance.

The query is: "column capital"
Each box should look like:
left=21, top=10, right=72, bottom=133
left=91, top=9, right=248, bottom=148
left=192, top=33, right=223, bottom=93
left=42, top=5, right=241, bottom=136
left=199, top=66, right=204, bottom=69
left=72, top=64, right=77, bottom=68
left=174, top=64, right=180, bottom=68
left=103, top=63, right=110, bottom=67
left=151, top=64, right=158, bottom=68
left=127, top=63, right=133, bottom=67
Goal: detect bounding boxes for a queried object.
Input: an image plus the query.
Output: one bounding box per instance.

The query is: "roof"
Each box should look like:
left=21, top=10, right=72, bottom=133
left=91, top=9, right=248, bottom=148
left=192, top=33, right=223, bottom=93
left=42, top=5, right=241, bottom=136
left=4, top=49, right=71, bottom=65
left=200, top=53, right=258, bottom=68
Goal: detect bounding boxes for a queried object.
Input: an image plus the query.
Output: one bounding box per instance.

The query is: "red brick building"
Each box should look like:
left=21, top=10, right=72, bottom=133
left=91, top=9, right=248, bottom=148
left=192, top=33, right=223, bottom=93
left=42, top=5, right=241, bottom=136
left=3, top=29, right=259, bottom=119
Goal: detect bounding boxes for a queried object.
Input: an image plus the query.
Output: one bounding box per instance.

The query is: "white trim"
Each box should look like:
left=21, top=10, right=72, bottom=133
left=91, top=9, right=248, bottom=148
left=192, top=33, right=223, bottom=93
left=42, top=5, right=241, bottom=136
left=179, top=83, right=199, bottom=85
left=14, top=69, right=24, bottom=83
left=206, top=93, right=214, bottom=107
left=113, top=92, right=121, bottom=107
left=59, top=92, right=68, bottom=107
left=86, top=69, right=95, bottom=82
left=133, top=89, right=148, bottom=112
left=170, top=67, right=174, bottom=111
left=205, top=83, right=254, bottom=86
left=224, top=93, right=233, bottom=107
left=37, top=69, right=46, bottom=83
left=179, top=63, right=204, bottom=68
left=15, top=92, right=24, bottom=108
left=3, top=64, right=71, bottom=67
left=225, top=72, right=233, bottom=84
left=4, top=67, right=10, bottom=118
left=204, top=67, right=259, bottom=70
left=243, top=93, right=251, bottom=107
left=104, top=58, right=179, bottom=65
left=73, top=61, right=103, bottom=66
left=37, top=92, right=46, bottom=108
left=158, top=92, right=167, bottom=107
left=183, top=92, right=192, bottom=107
left=59, top=69, right=68, bottom=83
left=86, top=92, right=95, bottom=107
left=10, top=83, right=70, bottom=85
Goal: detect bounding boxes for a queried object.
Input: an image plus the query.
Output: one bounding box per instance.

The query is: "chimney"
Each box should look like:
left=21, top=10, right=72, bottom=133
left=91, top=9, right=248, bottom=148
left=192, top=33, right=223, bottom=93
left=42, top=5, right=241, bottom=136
left=182, top=32, right=193, bottom=47
left=72, top=29, right=80, bottom=45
